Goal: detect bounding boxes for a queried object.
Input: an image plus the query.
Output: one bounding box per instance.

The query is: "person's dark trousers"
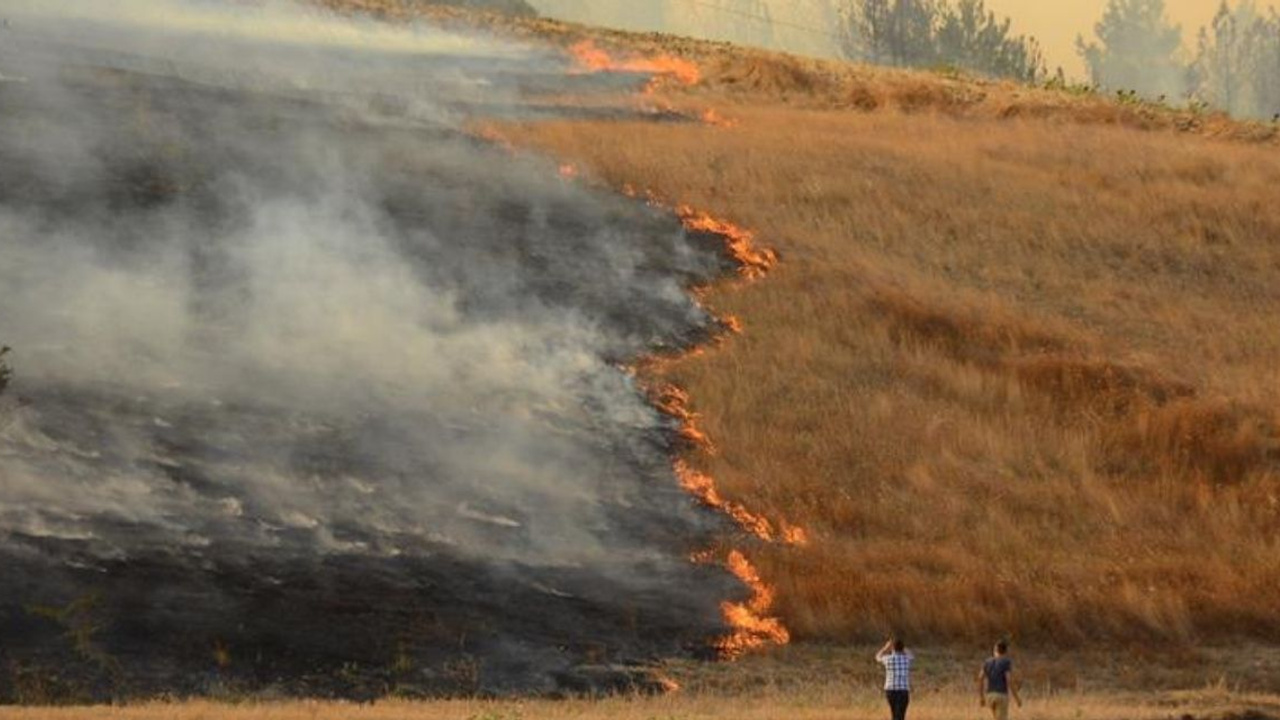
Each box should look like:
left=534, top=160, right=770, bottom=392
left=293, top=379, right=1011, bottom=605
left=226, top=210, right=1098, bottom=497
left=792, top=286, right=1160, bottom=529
left=885, top=690, right=910, bottom=720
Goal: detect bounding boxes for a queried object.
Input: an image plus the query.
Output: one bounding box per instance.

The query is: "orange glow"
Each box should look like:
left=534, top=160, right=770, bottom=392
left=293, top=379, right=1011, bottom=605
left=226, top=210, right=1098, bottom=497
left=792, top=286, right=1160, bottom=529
left=780, top=521, right=809, bottom=547
left=471, top=123, right=515, bottom=153
left=568, top=40, right=701, bottom=92
left=701, top=108, right=739, bottom=128
left=676, top=205, right=777, bottom=280
left=617, top=189, right=794, bottom=659
left=675, top=460, right=778, bottom=542
left=478, top=110, right=792, bottom=661
left=715, top=550, right=791, bottom=659
left=679, top=424, right=715, bottom=453
left=647, top=382, right=716, bottom=453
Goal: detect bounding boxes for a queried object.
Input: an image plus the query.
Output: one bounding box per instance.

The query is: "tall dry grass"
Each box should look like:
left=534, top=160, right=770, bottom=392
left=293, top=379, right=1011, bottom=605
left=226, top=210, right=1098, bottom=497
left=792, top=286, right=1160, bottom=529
left=499, top=99, right=1280, bottom=646
left=7, top=645, right=1280, bottom=717
left=2, top=689, right=1277, bottom=720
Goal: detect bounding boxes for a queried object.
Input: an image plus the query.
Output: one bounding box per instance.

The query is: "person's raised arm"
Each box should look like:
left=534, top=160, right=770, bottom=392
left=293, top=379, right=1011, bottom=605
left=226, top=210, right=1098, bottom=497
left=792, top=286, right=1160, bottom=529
left=875, top=638, right=894, bottom=661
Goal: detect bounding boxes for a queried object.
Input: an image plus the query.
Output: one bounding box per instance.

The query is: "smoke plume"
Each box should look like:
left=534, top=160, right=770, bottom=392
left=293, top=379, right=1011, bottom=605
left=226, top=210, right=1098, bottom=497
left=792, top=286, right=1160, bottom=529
left=0, top=0, right=742, bottom=699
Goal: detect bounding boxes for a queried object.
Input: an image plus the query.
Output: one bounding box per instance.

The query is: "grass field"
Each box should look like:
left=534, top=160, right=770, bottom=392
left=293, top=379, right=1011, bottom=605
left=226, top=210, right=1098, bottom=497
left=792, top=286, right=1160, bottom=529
left=9, top=1, right=1280, bottom=714
left=2, top=688, right=1277, bottom=720
left=7, top=646, right=1280, bottom=718
left=487, top=30, right=1280, bottom=647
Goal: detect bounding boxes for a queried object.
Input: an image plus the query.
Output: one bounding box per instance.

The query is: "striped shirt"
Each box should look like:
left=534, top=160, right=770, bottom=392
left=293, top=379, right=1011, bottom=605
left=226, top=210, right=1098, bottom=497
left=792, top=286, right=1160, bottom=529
left=876, top=650, right=914, bottom=691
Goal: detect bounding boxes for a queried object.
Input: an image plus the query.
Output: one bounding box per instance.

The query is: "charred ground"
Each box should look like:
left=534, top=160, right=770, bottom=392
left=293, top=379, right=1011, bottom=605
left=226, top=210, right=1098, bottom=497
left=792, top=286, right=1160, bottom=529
left=0, top=7, right=763, bottom=702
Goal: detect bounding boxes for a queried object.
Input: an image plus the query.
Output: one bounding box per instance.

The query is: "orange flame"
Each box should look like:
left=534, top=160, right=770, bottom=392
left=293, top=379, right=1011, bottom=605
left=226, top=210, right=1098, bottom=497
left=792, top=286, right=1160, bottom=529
left=675, top=460, right=780, bottom=542
left=478, top=120, right=793, bottom=660
left=715, top=550, right=791, bottom=658
left=619, top=189, right=795, bottom=659
left=646, top=382, right=715, bottom=453
left=779, top=521, right=809, bottom=547
left=569, top=40, right=701, bottom=92
left=675, top=206, right=777, bottom=280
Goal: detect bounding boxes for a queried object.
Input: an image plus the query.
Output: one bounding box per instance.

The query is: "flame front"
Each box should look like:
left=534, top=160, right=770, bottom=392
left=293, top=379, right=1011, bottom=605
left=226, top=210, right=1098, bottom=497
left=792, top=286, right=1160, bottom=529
left=569, top=40, right=701, bottom=92
left=473, top=63, right=790, bottom=661
left=675, top=460, right=779, bottom=541
left=632, top=202, right=798, bottom=658
left=498, top=142, right=793, bottom=659
left=675, top=206, right=777, bottom=280
left=716, top=550, right=791, bottom=658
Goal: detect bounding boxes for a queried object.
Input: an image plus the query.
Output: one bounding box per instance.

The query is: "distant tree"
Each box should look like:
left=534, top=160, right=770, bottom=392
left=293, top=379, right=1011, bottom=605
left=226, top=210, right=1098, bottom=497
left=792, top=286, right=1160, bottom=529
left=936, top=0, right=1045, bottom=81
left=840, top=0, right=941, bottom=68
left=1191, top=2, right=1280, bottom=118
left=1077, top=0, right=1187, bottom=100
left=837, top=0, right=1044, bottom=80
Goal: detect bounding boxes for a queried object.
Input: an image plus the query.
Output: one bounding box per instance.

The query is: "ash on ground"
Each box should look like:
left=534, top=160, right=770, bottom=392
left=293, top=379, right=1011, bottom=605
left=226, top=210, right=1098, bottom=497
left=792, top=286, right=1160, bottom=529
left=0, top=1, right=745, bottom=702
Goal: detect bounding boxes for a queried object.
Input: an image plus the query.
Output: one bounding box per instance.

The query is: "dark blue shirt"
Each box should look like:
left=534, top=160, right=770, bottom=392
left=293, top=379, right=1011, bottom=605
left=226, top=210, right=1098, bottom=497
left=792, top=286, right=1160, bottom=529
left=983, top=657, right=1013, bottom=694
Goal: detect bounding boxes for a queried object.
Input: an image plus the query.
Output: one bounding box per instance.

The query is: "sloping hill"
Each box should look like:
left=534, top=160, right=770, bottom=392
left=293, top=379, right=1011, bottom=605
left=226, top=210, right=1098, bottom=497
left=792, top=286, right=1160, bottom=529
left=438, top=9, right=1280, bottom=647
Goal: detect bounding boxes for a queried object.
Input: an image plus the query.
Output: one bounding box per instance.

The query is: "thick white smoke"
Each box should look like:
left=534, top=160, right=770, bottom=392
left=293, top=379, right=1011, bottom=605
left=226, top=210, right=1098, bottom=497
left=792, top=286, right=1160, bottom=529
left=0, top=0, right=738, bottom=697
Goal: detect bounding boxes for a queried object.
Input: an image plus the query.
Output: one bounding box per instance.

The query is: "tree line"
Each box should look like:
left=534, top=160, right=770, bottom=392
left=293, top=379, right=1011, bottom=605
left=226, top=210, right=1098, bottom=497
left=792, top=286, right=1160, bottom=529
left=835, top=0, right=1046, bottom=82
left=1190, top=2, right=1280, bottom=119
left=834, top=0, right=1280, bottom=120
left=1078, top=0, right=1280, bottom=119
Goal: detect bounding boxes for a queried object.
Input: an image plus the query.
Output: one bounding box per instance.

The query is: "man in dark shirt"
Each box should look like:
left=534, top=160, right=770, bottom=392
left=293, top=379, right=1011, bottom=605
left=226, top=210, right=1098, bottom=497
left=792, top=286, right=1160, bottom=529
left=978, top=640, right=1022, bottom=720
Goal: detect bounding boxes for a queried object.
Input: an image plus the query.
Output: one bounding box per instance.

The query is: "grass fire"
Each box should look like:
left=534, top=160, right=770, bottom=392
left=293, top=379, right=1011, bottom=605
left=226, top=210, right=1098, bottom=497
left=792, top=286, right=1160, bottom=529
left=3, top=0, right=1280, bottom=718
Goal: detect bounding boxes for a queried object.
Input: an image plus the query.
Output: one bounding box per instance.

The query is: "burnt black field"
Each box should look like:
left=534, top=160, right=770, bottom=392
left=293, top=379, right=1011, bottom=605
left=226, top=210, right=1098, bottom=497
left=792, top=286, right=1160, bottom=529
left=0, top=3, right=745, bottom=701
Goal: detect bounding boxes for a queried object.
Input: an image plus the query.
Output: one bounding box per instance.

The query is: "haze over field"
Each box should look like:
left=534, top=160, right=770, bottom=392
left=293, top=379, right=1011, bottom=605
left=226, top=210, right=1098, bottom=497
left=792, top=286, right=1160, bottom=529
left=985, top=0, right=1218, bottom=76
left=530, top=0, right=1222, bottom=77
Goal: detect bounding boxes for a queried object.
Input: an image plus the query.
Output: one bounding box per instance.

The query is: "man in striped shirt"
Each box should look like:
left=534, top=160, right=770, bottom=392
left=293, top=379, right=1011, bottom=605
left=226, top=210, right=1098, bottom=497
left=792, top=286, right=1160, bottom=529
left=875, top=637, right=914, bottom=720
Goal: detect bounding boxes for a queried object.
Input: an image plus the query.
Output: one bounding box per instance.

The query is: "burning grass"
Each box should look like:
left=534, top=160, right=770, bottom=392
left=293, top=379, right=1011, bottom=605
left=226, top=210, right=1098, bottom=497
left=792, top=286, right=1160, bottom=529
left=313, top=0, right=1279, bottom=146
left=568, top=40, right=700, bottom=93
left=294, top=0, right=1280, bottom=660
left=498, top=94, right=1280, bottom=646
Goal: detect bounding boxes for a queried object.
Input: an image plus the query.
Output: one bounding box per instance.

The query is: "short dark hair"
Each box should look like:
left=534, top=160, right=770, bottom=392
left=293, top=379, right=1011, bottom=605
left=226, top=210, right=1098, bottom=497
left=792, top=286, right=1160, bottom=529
left=893, top=639, right=905, bottom=652
left=995, top=640, right=1008, bottom=654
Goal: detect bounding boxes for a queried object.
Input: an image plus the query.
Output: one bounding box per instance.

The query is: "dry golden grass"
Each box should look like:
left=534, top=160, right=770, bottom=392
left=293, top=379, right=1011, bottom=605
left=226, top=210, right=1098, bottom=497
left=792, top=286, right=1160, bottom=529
left=257, top=0, right=1280, bottom=678
left=3, top=689, right=1278, bottom=720
left=311, top=0, right=1280, bottom=145
left=312, top=0, right=1280, bottom=653
left=6, top=3, right=1278, bottom=713
left=498, top=95, right=1280, bottom=646
left=9, top=645, right=1280, bottom=717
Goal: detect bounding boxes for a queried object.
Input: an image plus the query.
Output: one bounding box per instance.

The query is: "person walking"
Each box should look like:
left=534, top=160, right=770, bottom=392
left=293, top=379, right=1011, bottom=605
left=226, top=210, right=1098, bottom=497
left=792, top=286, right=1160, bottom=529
left=874, top=637, right=913, bottom=720
left=978, top=640, right=1023, bottom=720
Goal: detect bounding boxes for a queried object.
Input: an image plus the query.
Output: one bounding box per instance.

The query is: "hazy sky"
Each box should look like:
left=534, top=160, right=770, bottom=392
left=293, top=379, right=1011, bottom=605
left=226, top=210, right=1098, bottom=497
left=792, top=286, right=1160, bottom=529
left=983, top=0, right=1221, bottom=77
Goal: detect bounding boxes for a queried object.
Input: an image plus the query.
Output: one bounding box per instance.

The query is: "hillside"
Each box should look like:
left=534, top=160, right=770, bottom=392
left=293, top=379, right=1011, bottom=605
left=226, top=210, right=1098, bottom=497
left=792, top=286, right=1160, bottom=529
left=429, top=9, right=1280, bottom=647
left=5, top=2, right=1280, bottom=711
